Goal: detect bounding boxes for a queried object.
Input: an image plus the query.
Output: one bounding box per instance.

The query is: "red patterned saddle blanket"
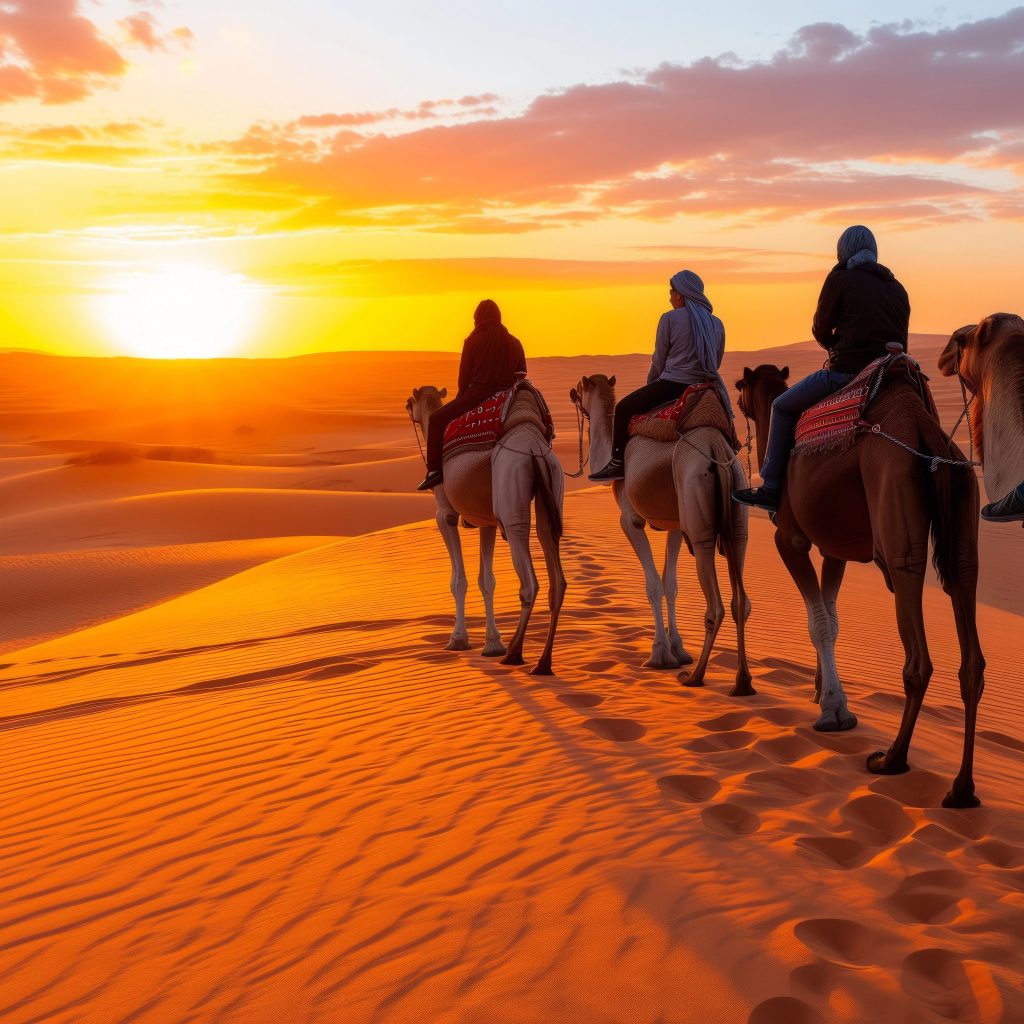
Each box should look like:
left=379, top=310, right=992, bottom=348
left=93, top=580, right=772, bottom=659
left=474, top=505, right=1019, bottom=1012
left=628, top=381, right=736, bottom=447
left=442, top=381, right=554, bottom=460
left=793, top=354, right=933, bottom=454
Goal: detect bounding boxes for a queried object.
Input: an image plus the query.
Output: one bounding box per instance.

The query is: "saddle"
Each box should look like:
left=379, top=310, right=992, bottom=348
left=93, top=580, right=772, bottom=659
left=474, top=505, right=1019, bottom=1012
left=442, top=380, right=555, bottom=461
left=793, top=351, right=937, bottom=456
left=628, top=381, right=739, bottom=449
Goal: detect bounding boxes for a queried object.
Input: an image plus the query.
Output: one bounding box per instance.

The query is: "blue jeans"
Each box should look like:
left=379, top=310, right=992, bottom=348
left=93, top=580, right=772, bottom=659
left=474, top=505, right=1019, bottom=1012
left=759, top=369, right=855, bottom=490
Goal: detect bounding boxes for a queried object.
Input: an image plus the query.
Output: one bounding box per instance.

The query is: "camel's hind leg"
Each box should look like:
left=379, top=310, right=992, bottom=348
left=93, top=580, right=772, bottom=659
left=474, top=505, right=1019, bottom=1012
left=478, top=526, right=507, bottom=658
left=775, top=533, right=857, bottom=731
left=813, top=556, right=846, bottom=704
left=724, top=517, right=754, bottom=698
left=530, top=470, right=567, bottom=677
left=867, top=567, right=932, bottom=776
left=679, top=540, right=724, bottom=688
left=435, top=502, right=470, bottom=651
left=662, top=530, right=694, bottom=667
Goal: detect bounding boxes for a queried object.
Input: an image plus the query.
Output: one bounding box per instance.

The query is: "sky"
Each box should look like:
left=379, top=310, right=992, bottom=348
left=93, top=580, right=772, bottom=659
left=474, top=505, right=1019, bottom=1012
left=2, top=1, right=1024, bottom=358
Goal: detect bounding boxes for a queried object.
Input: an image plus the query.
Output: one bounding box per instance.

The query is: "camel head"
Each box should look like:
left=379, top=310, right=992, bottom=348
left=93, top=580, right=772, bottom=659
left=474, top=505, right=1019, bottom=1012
left=568, top=374, right=616, bottom=419
left=406, top=385, right=447, bottom=427
left=735, top=364, right=789, bottom=421
left=939, top=313, right=1024, bottom=394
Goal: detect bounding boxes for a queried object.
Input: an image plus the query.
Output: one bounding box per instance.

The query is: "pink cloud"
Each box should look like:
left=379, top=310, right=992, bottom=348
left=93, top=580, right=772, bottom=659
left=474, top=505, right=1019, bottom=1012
left=118, top=11, right=193, bottom=53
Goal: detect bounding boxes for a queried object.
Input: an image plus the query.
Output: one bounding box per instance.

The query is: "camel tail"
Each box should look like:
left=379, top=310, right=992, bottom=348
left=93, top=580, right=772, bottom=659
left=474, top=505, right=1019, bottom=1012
left=711, top=439, right=734, bottom=552
left=532, top=453, right=563, bottom=543
left=919, top=415, right=976, bottom=593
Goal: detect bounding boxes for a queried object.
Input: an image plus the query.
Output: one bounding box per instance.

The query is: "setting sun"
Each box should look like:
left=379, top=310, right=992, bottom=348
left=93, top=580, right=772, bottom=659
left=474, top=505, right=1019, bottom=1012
left=96, top=265, right=264, bottom=359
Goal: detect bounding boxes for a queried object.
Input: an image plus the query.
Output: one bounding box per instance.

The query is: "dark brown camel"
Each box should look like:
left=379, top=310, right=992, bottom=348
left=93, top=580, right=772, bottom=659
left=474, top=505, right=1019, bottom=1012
left=737, top=362, right=986, bottom=808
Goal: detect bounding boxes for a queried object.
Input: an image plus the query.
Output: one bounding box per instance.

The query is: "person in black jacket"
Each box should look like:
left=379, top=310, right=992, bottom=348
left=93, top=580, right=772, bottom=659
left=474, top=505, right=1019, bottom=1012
left=417, top=299, right=526, bottom=491
left=733, top=225, right=910, bottom=511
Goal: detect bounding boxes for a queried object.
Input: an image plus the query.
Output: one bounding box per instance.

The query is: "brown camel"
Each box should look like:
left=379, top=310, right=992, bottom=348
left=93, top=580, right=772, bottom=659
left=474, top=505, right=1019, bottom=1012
left=571, top=374, right=753, bottom=695
left=737, top=360, right=986, bottom=807
left=939, top=313, right=1024, bottom=514
left=407, top=385, right=566, bottom=675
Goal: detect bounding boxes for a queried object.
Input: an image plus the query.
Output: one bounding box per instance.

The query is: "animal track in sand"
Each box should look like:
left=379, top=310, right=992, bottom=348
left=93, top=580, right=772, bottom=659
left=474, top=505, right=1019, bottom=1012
left=685, top=729, right=757, bottom=753
left=795, top=836, right=871, bottom=869
left=701, top=802, right=760, bottom=836
left=757, top=707, right=804, bottom=726
left=657, top=774, right=720, bottom=803
left=582, top=659, right=617, bottom=673
left=885, top=873, right=962, bottom=925
left=794, top=918, right=883, bottom=965
left=697, top=711, right=751, bottom=732
left=581, top=718, right=646, bottom=742
left=742, top=768, right=827, bottom=803
left=911, top=823, right=965, bottom=852
left=840, top=794, right=915, bottom=846
left=754, top=732, right=819, bottom=764
left=801, top=727, right=875, bottom=755
left=557, top=692, right=605, bottom=709
left=966, top=839, right=1024, bottom=869
left=901, top=949, right=982, bottom=1021
left=868, top=768, right=949, bottom=808
left=747, top=996, right=826, bottom=1024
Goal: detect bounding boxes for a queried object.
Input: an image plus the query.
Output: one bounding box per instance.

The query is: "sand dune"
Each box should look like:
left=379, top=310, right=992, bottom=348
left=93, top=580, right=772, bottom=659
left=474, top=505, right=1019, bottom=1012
left=0, top=494, right=1021, bottom=1023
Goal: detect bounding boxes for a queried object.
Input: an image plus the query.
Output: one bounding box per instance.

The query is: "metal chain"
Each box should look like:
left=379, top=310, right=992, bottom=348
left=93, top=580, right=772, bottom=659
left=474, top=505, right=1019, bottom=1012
left=867, top=423, right=978, bottom=471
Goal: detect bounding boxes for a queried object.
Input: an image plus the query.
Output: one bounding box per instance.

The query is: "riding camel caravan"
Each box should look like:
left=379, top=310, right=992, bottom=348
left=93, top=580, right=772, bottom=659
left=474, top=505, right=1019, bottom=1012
left=406, top=383, right=566, bottom=676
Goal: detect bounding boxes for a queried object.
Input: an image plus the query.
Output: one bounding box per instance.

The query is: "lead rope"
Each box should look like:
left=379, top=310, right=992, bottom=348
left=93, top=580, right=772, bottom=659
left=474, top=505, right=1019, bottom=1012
left=408, top=408, right=428, bottom=467
left=742, top=412, right=753, bottom=481
left=564, top=399, right=589, bottom=478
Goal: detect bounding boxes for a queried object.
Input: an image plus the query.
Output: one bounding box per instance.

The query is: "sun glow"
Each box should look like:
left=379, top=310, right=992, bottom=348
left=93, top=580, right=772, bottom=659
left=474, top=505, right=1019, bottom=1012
left=97, top=264, right=264, bottom=359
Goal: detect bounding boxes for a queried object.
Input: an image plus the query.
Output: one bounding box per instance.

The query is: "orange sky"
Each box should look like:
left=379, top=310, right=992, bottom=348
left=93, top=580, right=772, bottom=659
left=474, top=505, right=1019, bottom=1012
left=2, top=3, right=1023, bottom=358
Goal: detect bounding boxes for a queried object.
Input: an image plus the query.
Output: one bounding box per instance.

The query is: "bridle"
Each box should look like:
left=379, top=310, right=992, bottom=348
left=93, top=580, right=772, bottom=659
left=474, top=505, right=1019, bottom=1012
left=567, top=386, right=590, bottom=479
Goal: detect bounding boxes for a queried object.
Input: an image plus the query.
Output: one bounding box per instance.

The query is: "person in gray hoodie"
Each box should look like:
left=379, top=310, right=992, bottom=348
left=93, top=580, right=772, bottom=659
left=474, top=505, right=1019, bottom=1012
left=590, top=269, right=731, bottom=482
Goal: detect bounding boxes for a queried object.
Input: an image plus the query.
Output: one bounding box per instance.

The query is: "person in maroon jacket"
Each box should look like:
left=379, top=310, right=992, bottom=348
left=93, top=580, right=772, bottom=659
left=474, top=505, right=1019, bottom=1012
left=417, top=299, right=527, bottom=491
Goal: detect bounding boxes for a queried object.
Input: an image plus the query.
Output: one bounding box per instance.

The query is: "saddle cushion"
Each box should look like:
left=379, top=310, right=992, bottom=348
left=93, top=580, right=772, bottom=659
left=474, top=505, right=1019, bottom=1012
left=793, top=354, right=933, bottom=455
left=442, top=381, right=554, bottom=461
left=628, top=381, right=736, bottom=447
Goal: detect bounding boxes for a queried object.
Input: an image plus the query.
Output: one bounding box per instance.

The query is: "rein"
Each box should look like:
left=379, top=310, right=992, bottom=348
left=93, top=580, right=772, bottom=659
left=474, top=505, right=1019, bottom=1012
left=406, top=404, right=428, bottom=467
left=565, top=393, right=590, bottom=478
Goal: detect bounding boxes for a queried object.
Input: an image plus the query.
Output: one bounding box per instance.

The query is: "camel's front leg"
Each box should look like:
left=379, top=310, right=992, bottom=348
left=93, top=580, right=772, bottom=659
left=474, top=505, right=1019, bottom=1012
left=813, top=555, right=846, bottom=704
left=615, top=490, right=678, bottom=669
left=775, top=533, right=856, bottom=731
left=478, top=526, right=507, bottom=657
left=662, top=530, right=693, bottom=667
left=530, top=454, right=567, bottom=676
left=679, top=541, right=724, bottom=687
left=434, top=498, right=470, bottom=650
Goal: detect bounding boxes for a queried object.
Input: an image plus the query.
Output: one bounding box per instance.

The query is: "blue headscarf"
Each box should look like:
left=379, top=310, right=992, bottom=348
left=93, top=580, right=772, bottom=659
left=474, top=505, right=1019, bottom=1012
left=670, top=269, right=733, bottom=419
left=837, top=225, right=877, bottom=270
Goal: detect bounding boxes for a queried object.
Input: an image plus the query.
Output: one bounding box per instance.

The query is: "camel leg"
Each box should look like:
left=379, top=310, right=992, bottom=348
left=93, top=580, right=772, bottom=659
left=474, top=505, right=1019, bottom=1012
left=616, top=493, right=678, bottom=669
left=493, top=455, right=538, bottom=667
left=867, top=568, right=931, bottom=776
left=663, top=530, right=694, bottom=667
left=725, top=527, right=755, bottom=698
left=943, top=569, right=986, bottom=809
left=678, top=541, right=724, bottom=688
left=813, top=556, right=847, bottom=705
left=775, top=533, right=856, bottom=731
left=478, top=526, right=507, bottom=657
left=530, top=479, right=567, bottom=677
left=435, top=502, right=470, bottom=651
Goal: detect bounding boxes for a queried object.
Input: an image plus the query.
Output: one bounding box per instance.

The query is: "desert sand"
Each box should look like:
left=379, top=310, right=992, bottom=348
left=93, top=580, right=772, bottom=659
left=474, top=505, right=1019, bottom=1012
left=0, top=344, right=1022, bottom=1023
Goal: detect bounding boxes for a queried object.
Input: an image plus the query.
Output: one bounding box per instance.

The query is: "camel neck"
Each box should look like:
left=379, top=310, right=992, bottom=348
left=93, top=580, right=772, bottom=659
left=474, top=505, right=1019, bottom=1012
left=982, top=364, right=1024, bottom=501
left=752, top=387, right=782, bottom=468
left=587, top=389, right=615, bottom=471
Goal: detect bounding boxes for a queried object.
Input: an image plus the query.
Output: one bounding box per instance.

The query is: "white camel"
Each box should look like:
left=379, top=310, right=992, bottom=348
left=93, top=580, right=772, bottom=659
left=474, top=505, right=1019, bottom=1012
left=407, top=385, right=566, bottom=674
left=570, top=374, right=753, bottom=694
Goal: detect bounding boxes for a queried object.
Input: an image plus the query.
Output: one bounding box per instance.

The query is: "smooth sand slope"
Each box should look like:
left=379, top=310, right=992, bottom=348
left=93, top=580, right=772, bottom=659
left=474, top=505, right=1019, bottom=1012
left=1, top=493, right=1022, bottom=1024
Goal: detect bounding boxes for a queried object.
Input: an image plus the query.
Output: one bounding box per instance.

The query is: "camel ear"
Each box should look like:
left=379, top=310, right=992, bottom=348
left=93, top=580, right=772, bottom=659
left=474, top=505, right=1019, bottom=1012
left=581, top=374, right=592, bottom=386
left=780, top=365, right=790, bottom=380
left=569, top=387, right=579, bottom=403
left=735, top=378, right=745, bottom=391
left=938, top=330, right=967, bottom=377
left=439, top=387, right=448, bottom=398
left=608, top=375, right=617, bottom=387
left=975, top=317, right=1002, bottom=347
left=412, top=387, right=420, bottom=400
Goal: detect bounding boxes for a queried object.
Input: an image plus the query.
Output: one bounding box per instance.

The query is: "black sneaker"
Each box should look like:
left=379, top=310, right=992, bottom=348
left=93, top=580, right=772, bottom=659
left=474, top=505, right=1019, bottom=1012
left=733, top=485, right=781, bottom=512
left=589, top=457, right=625, bottom=482
left=981, top=482, right=1024, bottom=523
left=417, top=470, right=444, bottom=492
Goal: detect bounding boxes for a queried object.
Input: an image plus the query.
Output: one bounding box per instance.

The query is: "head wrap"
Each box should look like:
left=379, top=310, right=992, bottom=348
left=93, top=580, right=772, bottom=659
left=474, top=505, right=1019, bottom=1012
left=669, top=269, right=733, bottom=419
left=474, top=299, right=502, bottom=326
left=837, top=225, right=877, bottom=270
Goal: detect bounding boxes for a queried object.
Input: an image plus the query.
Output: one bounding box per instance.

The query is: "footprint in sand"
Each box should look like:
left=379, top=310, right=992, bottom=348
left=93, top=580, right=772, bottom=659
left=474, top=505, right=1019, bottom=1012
left=758, top=706, right=805, bottom=726
left=657, top=774, right=720, bottom=803
left=910, top=823, right=965, bottom=853
left=582, top=659, right=617, bottom=673
left=582, top=596, right=611, bottom=607
left=747, top=996, right=826, bottom=1024
left=686, top=729, right=757, bottom=753
left=885, top=870, right=963, bottom=925
left=701, top=802, right=760, bottom=836
left=697, top=710, right=751, bottom=732
left=754, top=732, right=819, bottom=764
left=795, top=836, right=871, bottom=870
left=901, top=949, right=984, bottom=1021
left=581, top=718, right=646, bottom=742
left=742, top=768, right=827, bottom=804
left=868, top=768, right=949, bottom=808
left=557, top=692, right=605, bottom=709
left=794, top=918, right=884, bottom=966
left=966, top=838, right=1024, bottom=869
left=840, top=793, right=915, bottom=846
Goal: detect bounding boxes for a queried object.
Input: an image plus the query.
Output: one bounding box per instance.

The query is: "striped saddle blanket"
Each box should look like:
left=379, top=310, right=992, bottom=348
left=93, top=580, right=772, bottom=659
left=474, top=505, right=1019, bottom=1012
left=629, top=381, right=737, bottom=447
left=442, top=381, right=554, bottom=460
left=793, top=354, right=932, bottom=454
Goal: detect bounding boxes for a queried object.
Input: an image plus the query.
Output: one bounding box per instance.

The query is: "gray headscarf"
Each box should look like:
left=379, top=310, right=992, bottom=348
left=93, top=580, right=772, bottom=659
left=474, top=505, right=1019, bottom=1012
left=670, top=269, right=733, bottom=419
left=837, top=225, right=877, bottom=270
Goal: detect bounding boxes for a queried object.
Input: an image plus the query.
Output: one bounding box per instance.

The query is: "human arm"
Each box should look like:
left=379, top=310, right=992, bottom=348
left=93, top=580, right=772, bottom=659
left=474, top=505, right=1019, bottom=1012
left=812, top=268, right=843, bottom=350
left=648, top=313, right=671, bottom=384
left=457, top=336, right=477, bottom=393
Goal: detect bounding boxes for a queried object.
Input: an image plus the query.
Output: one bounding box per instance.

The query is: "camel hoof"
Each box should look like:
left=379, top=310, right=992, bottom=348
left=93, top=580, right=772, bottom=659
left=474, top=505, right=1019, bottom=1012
left=942, top=789, right=981, bottom=809
left=643, top=654, right=680, bottom=670
left=500, top=652, right=525, bottom=666
left=530, top=661, right=553, bottom=676
left=481, top=643, right=507, bottom=658
left=814, top=708, right=858, bottom=732
left=679, top=674, right=705, bottom=688
left=671, top=644, right=694, bottom=666
left=812, top=689, right=822, bottom=705
left=866, top=750, right=910, bottom=775
left=446, top=637, right=471, bottom=651
left=729, top=681, right=757, bottom=698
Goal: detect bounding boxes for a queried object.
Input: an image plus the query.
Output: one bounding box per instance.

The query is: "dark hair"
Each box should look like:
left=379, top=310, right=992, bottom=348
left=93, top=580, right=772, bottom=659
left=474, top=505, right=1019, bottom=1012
left=474, top=299, right=501, bottom=326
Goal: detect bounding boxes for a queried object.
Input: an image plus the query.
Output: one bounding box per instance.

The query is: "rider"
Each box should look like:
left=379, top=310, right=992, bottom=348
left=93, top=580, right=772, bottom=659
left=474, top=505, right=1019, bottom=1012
left=417, top=299, right=526, bottom=492
left=589, top=269, right=732, bottom=482
left=733, top=225, right=910, bottom=512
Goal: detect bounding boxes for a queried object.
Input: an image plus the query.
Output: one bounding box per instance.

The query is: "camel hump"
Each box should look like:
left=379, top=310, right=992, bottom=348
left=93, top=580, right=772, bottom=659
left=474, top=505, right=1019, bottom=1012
left=502, top=382, right=555, bottom=440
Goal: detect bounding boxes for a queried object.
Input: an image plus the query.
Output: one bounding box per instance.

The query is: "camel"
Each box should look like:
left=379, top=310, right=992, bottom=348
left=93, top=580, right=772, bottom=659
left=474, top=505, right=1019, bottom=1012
left=737, top=358, right=986, bottom=807
left=939, top=313, right=1024, bottom=517
left=570, top=374, right=753, bottom=695
left=406, top=385, right=566, bottom=675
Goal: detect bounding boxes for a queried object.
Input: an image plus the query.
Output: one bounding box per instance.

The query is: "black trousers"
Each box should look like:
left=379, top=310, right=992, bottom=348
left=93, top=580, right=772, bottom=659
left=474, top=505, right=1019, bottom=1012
left=426, top=388, right=490, bottom=471
left=611, top=379, right=688, bottom=458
